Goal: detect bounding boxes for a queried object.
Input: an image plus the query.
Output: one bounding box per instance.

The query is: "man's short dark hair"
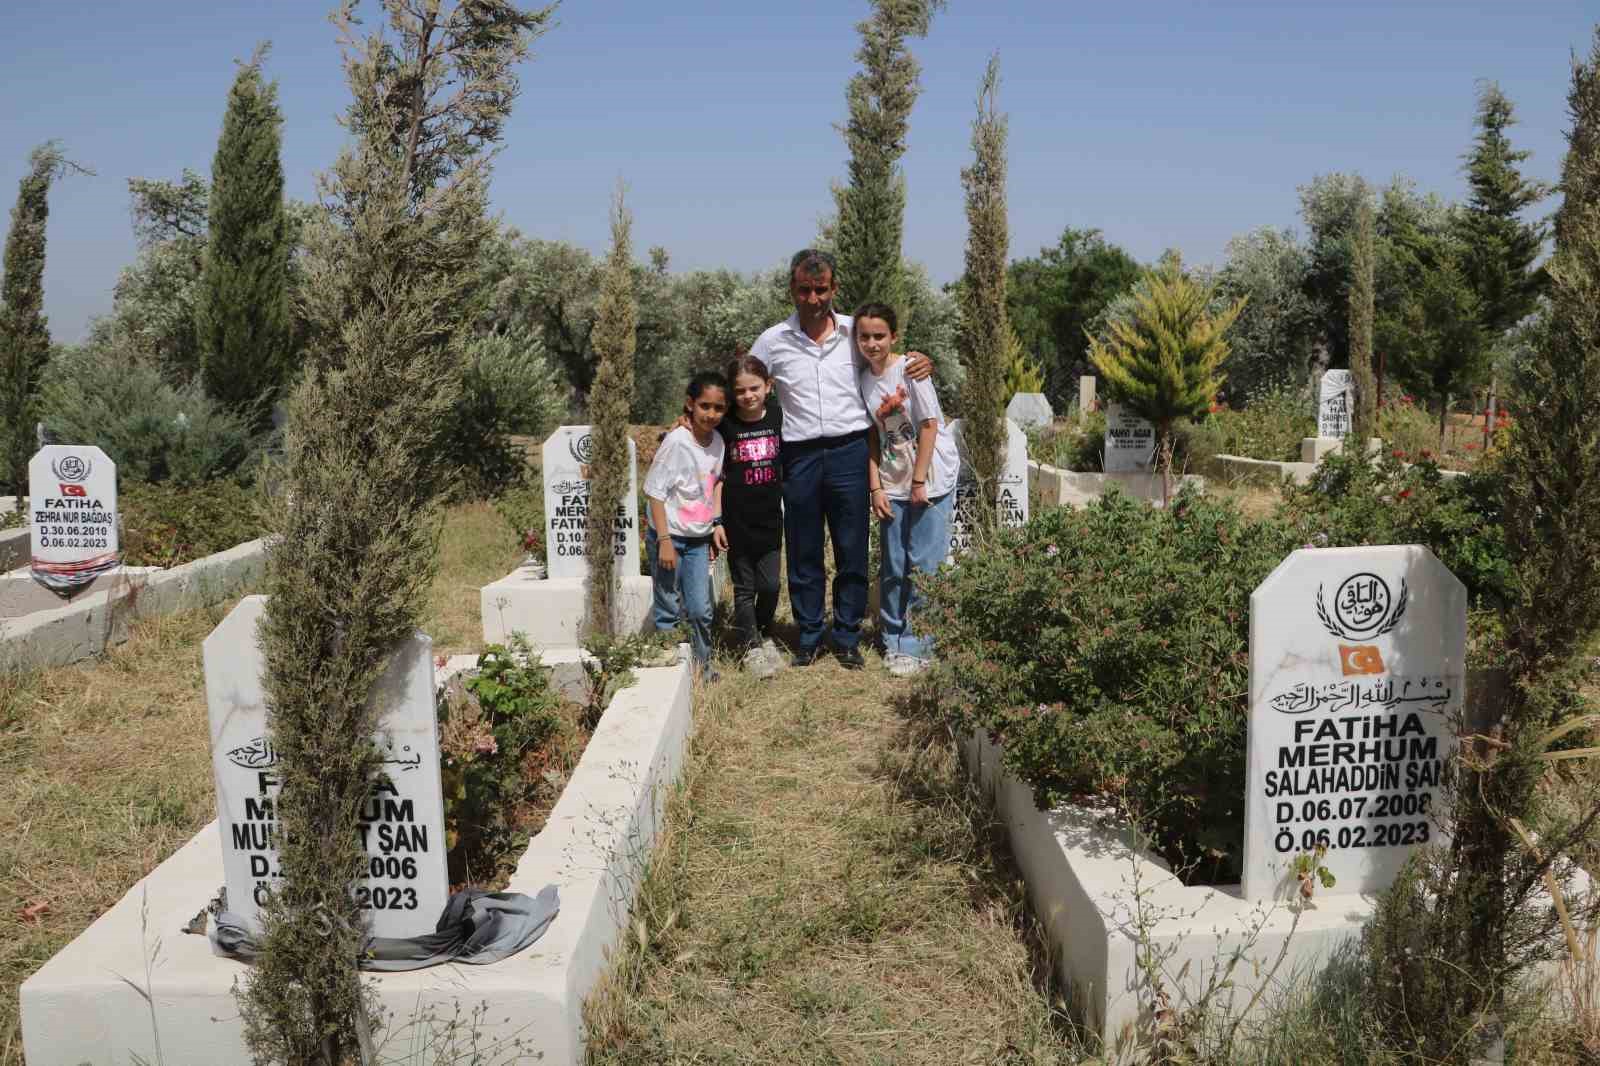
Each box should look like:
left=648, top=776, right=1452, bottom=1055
left=789, top=248, right=837, bottom=283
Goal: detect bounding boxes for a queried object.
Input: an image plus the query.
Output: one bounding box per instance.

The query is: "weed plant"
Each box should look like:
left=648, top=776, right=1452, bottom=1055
left=437, top=635, right=584, bottom=886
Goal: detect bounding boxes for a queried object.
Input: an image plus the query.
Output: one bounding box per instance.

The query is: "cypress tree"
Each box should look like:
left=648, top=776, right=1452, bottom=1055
left=586, top=185, right=636, bottom=637
left=197, top=47, right=293, bottom=423
left=957, top=56, right=1016, bottom=529
left=237, top=3, right=551, bottom=1061
left=1459, top=82, right=1549, bottom=339
left=1349, top=183, right=1377, bottom=442
left=0, top=143, right=71, bottom=498
left=832, top=0, right=943, bottom=319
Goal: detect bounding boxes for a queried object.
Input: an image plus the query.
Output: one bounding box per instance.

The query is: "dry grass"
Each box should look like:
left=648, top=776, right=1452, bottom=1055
left=584, top=654, right=1092, bottom=1065
left=0, top=500, right=517, bottom=1064
left=1203, top=480, right=1284, bottom=521
left=0, top=601, right=235, bottom=1065
left=426, top=499, right=525, bottom=655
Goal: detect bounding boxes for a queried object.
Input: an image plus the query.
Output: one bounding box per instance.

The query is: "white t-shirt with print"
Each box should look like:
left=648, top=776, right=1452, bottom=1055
left=643, top=425, right=726, bottom=537
left=858, top=358, right=959, bottom=501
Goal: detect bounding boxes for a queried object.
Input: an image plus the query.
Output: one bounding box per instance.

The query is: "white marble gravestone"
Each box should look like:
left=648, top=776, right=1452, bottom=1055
left=1078, top=375, right=1097, bottom=415
left=948, top=418, right=1029, bottom=559
left=543, top=426, right=641, bottom=582
left=1006, top=391, right=1054, bottom=430
left=1103, top=403, right=1156, bottom=472
left=204, top=595, right=449, bottom=938
left=1242, top=546, right=1465, bottom=900
left=1318, top=369, right=1353, bottom=439
left=28, top=445, right=118, bottom=589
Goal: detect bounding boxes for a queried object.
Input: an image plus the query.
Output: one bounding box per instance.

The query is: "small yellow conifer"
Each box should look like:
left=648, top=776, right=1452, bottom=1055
left=1087, top=256, right=1245, bottom=503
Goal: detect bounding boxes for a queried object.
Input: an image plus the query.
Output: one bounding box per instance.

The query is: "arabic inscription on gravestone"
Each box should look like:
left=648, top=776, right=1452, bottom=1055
left=1241, top=546, right=1465, bottom=899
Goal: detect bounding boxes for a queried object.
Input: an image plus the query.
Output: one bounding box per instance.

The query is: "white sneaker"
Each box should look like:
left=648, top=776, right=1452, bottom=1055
left=743, top=645, right=778, bottom=680
left=887, top=652, right=930, bottom=677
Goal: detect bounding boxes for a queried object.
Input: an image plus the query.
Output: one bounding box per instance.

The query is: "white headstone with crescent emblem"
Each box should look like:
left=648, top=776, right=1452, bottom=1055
left=205, top=595, right=449, bottom=938
left=28, top=445, right=118, bottom=588
left=1242, top=546, right=1465, bottom=900
left=542, top=426, right=641, bottom=582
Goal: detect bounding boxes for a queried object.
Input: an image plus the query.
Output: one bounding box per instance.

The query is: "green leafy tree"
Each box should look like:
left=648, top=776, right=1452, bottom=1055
left=1385, top=225, right=1491, bottom=446
left=1088, top=256, right=1245, bottom=503
left=832, top=0, right=944, bottom=319
left=1006, top=226, right=1141, bottom=408
left=0, top=143, right=82, bottom=498
left=1213, top=226, right=1316, bottom=401
left=196, top=47, right=294, bottom=423
left=1459, top=82, right=1550, bottom=339
left=239, top=2, right=551, bottom=1061
left=1300, top=172, right=1454, bottom=372
left=957, top=56, right=1016, bottom=529
left=1349, top=185, right=1377, bottom=441
left=586, top=187, right=636, bottom=637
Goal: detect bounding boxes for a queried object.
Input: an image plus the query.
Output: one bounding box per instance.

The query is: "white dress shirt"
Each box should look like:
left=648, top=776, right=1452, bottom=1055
left=749, top=312, right=872, bottom=443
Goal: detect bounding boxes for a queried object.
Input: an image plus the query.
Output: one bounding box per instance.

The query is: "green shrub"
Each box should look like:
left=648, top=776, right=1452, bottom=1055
left=437, top=636, right=568, bottom=883
left=1278, top=448, right=1512, bottom=611
left=1376, top=397, right=1440, bottom=460
left=920, top=487, right=1300, bottom=882
left=119, top=479, right=265, bottom=566
left=1027, top=410, right=1106, bottom=471
left=492, top=484, right=544, bottom=556
left=1179, top=388, right=1314, bottom=465
left=38, top=344, right=259, bottom=484
left=467, top=327, right=565, bottom=437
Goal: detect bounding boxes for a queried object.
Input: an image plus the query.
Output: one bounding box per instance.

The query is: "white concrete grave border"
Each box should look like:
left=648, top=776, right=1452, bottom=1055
left=0, top=537, right=266, bottom=672
left=21, top=653, right=694, bottom=1066
left=962, top=731, right=1373, bottom=1044
left=1028, top=460, right=1205, bottom=509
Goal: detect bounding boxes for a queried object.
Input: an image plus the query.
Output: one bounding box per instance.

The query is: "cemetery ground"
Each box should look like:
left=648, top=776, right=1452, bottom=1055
left=0, top=501, right=521, bottom=1065
left=583, top=645, right=1091, bottom=1065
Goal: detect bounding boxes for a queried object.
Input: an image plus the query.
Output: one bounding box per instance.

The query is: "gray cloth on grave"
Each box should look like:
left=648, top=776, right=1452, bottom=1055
left=209, top=884, right=560, bottom=971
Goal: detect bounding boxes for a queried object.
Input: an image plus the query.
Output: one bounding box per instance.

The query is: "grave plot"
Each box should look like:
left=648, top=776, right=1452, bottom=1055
left=483, top=425, right=655, bottom=649
left=0, top=445, right=265, bottom=671
left=21, top=590, right=695, bottom=1066
left=483, top=424, right=725, bottom=651
left=919, top=481, right=1477, bottom=1039
left=1025, top=401, right=1209, bottom=508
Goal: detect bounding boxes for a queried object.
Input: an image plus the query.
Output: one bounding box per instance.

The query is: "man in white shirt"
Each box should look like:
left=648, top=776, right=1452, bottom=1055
left=748, top=249, right=933, bottom=668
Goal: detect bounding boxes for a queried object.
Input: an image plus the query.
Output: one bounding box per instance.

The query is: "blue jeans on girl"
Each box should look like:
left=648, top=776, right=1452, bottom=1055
left=645, top=528, right=714, bottom=670
left=878, top=490, right=955, bottom=661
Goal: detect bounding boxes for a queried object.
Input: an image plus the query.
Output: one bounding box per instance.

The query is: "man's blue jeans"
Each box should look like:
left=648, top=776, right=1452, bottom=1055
left=781, top=431, right=870, bottom=653
left=645, top=529, right=713, bottom=669
left=879, top=490, right=954, bottom=660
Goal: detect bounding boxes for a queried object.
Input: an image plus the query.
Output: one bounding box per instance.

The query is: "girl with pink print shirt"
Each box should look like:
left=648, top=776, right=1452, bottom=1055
left=643, top=371, right=728, bottom=677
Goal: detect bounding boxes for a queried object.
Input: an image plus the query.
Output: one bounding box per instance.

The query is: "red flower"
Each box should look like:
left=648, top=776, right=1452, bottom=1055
left=1465, top=442, right=1478, bottom=451
left=1398, top=489, right=1413, bottom=500
left=1391, top=449, right=1406, bottom=459
left=1419, top=448, right=1433, bottom=459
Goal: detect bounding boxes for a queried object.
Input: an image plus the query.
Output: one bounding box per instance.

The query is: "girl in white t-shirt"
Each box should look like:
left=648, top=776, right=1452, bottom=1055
left=854, top=302, right=960, bottom=676
left=643, top=371, right=729, bottom=677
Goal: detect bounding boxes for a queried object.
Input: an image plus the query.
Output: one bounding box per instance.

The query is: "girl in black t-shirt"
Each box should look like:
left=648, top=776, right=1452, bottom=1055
left=720, top=355, right=785, bottom=678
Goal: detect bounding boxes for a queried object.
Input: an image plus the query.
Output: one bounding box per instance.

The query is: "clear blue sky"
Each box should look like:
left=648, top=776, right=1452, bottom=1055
left=1, top=0, right=1594, bottom=342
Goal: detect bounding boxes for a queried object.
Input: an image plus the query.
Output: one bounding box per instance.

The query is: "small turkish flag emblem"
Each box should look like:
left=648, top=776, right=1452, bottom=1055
left=59, top=483, right=86, bottom=497
left=1339, top=644, right=1385, bottom=676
